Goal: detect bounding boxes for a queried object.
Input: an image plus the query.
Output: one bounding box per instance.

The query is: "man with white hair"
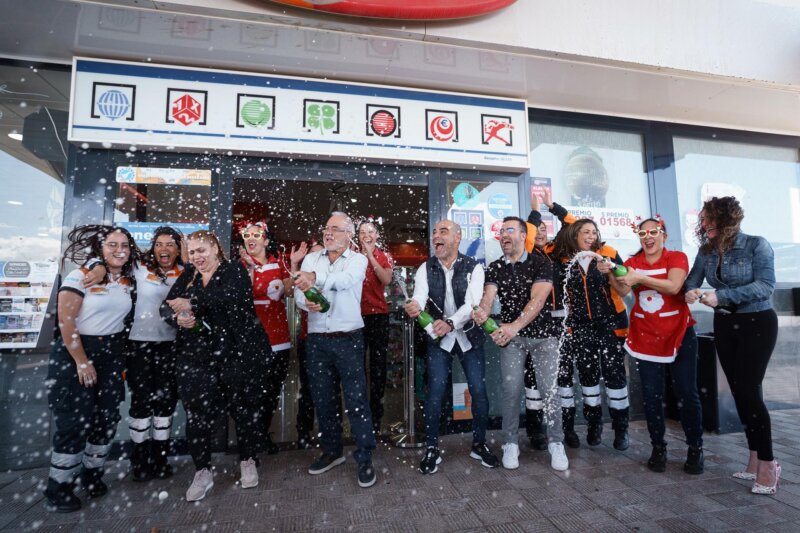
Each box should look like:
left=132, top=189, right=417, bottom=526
left=293, top=212, right=377, bottom=488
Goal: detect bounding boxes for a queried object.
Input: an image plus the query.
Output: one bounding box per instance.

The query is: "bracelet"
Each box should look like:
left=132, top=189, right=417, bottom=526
left=78, top=363, right=88, bottom=369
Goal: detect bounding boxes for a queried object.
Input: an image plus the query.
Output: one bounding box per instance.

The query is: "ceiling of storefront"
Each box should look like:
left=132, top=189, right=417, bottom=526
left=0, top=0, right=798, bottom=139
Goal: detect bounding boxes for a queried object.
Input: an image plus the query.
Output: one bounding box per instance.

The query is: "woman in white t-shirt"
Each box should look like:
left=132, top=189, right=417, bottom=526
left=85, top=227, right=185, bottom=482
left=44, top=225, right=138, bottom=513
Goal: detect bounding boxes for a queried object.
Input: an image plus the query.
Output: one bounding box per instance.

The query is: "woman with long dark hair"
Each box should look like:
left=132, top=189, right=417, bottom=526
left=161, top=230, right=271, bottom=502
left=685, top=196, right=778, bottom=494
left=45, top=225, right=138, bottom=512
left=605, top=218, right=704, bottom=474
left=553, top=219, right=630, bottom=450
left=84, top=227, right=185, bottom=481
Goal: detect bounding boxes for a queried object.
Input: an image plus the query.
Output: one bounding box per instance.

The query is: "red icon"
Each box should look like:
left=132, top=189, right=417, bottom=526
left=429, top=115, right=455, bottom=142
left=483, top=119, right=513, bottom=145
left=370, top=110, right=397, bottom=137
left=171, top=94, right=202, bottom=126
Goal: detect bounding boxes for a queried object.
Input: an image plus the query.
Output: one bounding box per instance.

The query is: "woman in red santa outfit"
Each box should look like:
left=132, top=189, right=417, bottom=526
left=603, top=217, right=704, bottom=475
left=239, top=221, right=292, bottom=455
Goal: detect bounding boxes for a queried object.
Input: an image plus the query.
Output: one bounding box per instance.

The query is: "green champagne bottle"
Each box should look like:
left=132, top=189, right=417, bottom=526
left=473, top=306, right=499, bottom=333
left=605, top=259, right=639, bottom=289
left=413, top=305, right=439, bottom=341
left=294, top=275, right=331, bottom=312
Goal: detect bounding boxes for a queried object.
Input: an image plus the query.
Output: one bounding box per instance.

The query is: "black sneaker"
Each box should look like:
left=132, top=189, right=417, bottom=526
left=563, top=430, right=581, bottom=449
left=647, top=444, right=667, bottom=473
left=357, top=461, right=377, bottom=488
left=587, top=423, right=603, bottom=446
left=44, top=479, right=81, bottom=513
left=683, top=446, right=704, bottom=475
left=613, top=429, right=630, bottom=451
left=419, top=447, right=442, bottom=475
left=469, top=443, right=499, bottom=468
left=308, top=453, right=345, bottom=475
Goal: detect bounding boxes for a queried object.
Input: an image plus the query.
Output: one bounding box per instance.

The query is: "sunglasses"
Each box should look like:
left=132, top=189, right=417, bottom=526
left=241, top=231, right=265, bottom=239
left=495, top=227, right=518, bottom=236
left=636, top=228, right=663, bottom=238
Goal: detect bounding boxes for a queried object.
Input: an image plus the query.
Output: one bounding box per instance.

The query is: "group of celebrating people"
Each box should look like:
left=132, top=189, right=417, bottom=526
left=43, top=191, right=780, bottom=513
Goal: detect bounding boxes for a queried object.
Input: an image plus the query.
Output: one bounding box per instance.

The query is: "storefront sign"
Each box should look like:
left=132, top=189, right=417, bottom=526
left=69, top=58, right=529, bottom=171
left=267, top=0, right=517, bottom=20
left=116, top=222, right=210, bottom=248
left=115, top=167, right=212, bottom=186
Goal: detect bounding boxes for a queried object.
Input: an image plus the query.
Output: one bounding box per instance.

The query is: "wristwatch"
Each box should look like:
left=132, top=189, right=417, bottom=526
left=444, top=318, right=455, bottom=332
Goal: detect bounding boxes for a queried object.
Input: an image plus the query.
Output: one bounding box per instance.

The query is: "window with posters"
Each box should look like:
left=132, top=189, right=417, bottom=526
left=529, top=124, right=650, bottom=257
left=446, top=179, right=519, bottom=266
left=112, top=166, right=210, bottom=247
left=673, top=137, right=800, bottom=282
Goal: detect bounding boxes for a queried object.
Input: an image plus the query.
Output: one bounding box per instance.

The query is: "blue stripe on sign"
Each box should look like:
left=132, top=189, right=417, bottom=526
left=72, top=124, right=526, bottom=158
left=76, top=60, right=526, bottom=111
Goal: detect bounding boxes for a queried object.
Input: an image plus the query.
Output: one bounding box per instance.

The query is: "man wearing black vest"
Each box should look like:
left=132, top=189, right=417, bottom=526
left=404, top=219, right=499, bottom=475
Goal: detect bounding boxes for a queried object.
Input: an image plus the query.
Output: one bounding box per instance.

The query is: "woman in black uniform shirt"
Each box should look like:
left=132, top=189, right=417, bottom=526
left=161, top=230, right=272, bottom=502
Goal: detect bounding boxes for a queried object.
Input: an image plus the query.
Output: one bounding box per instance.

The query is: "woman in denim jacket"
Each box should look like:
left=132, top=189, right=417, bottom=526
left=685, top=196, right=779, bottom=495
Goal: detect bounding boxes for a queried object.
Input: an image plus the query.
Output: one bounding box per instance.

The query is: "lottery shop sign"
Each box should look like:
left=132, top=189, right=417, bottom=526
left=69, top=58, right=529, bottom=171
left=565, top=206, right=636, bottom=240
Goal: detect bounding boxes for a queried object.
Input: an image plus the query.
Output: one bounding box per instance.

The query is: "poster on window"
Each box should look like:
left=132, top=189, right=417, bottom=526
left=530, top=176, right=554, bottom=239
left=563, top=206, right=636, bottom=240
left=452, top=382, right=473, bottom=420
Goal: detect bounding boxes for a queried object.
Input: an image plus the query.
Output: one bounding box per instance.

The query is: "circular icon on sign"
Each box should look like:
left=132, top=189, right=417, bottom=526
left=370, top=110, right=397, bottom=137
left=240, top=100, right=272, bottom=127
left=430, top=115, right=455, bottom=142
left=97, top=90, right=130, bottom=120
left=491, top=220, right=503, bottom=241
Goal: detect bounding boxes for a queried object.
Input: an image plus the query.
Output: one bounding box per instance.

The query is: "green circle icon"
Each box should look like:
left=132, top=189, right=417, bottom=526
left=240, top=100, right=272, bottom=127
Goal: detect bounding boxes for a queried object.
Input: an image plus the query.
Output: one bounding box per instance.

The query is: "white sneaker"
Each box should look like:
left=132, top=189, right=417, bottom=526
left=501, top=443, right=520, bottom=470
left=186, top=468, right=214, bottom=502
left=240, top=458, right=258, bottom=489
left=549, top=442, right=569, bottom=471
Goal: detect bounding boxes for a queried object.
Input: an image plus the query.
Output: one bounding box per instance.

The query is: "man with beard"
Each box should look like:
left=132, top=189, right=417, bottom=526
left=473, top=216, right=568, bottom=471
left=404, top=220, right=498, bottom=475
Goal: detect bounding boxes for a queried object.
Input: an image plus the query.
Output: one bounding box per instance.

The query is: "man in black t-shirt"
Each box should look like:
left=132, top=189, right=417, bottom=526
left=472, top=216, right=568, bottom=472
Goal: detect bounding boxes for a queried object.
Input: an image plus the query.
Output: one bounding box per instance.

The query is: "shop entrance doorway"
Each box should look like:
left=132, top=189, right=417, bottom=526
left=231, top=173, right=430, bottom=445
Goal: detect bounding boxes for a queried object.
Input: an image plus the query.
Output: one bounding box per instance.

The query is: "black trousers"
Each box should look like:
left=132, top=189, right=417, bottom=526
left=48, top=333, right=126, bottom=483
left=176, top=351, right=268, bottom=469
left=262, top=348, right=290, bottom=433
left=295, top=339, right=316, bottom=435
left=127, top=341, right=178, bottom=442
left=562, top=322, right=629, bottom=429
left=363, top=313, right=389, bottom=429
left=714, top=309, right=778, bottom=461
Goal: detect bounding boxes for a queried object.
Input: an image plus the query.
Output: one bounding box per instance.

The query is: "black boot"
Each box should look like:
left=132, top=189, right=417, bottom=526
left=44, top=478, right=81, bottom=513
left=526, top=408, right=548, bottom=451
left=151, top=440, right=173, bottom=479
left=610, top=408, right=629, bottom=451
left=562, top=407, right=580, bottom=449
left=587, top=422, right=603, bottom=446
left=297, top=432, right=313, bottom=450
left=80, top=468, right=108, bottom=499
left=683, top=446, right=704, bottom=475
left=264, top=433, right=279, bottom=455
left=131, top=441, right=152, bottom=482
left=647, top=444, right=667, bottom=472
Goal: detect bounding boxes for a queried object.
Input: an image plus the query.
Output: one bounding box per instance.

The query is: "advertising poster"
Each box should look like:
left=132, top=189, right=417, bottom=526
left=563, top=206, right=636, bottom=241
left=0, top=260, right=58, bottom=350
left=117, top=221, right=209, bottom=248
left=530, top=176, right=554, bottom=239
left=452, top=382, right=473, bottom=421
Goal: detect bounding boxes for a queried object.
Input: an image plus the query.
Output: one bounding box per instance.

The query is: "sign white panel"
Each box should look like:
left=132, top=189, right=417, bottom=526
left=69, top=58, right=530, bottom=172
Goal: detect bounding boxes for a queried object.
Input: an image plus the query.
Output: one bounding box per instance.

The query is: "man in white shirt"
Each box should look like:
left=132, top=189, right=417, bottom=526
left=404, top=219, right=499, bottom=475
left=293, top=212, right=376, bottom=488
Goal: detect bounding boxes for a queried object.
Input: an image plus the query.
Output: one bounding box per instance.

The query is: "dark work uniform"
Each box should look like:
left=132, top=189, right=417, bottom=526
left=161, top=261, right=272, bottom=469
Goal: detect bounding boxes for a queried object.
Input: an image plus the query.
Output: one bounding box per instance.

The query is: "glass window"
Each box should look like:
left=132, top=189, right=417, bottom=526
left=529, top=124, right=651, bottom=258
left=673, top=137, right=800, bottom=282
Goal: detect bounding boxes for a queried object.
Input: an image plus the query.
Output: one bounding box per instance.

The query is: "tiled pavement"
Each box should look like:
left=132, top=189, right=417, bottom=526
left=1, top=409, right=799, bottom=532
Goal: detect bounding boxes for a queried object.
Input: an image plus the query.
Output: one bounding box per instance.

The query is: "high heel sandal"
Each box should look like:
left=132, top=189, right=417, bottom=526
left=751, top=463, right=781, bottom=495
left=732, top=471, right=756, bottom=480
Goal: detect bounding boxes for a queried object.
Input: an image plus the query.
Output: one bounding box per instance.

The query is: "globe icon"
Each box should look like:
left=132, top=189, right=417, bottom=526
left=97, top=90, right=130, bottom=120
left=240, top=99, right=272, bottom=127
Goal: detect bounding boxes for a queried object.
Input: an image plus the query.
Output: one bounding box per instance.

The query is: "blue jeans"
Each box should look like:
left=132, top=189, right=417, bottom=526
left=307, top=330, right=375, bottom=464
left=424, top=341, right=489, bottom=448
left=635, top=327, right=703, bottom=448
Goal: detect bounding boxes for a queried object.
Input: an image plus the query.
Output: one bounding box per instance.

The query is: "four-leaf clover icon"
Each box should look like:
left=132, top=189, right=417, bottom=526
left=306, top=103, right=337, bottom=134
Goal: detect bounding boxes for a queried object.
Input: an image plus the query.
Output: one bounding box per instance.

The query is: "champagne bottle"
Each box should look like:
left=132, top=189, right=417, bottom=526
left=293, top=274, right=331, bottom=312
left=473, top=306, right=499, bottom=333
left=412, top=303, right=439, bottom=341
left=605, top=259, right=639, bottom=289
